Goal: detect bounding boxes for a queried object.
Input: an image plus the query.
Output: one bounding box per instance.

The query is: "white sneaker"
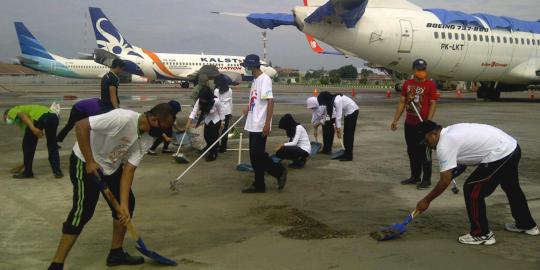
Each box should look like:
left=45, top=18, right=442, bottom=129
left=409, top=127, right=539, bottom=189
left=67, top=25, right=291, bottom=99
left=147, top=149, right=157, bottom=156
left=458, top=231, right=496, bottom=245
left=504, top=223, right=539, bottom=236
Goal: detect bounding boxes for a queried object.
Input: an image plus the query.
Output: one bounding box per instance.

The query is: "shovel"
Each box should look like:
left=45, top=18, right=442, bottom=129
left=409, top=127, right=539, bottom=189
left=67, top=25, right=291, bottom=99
left=92, top=173, right=177, bottom=266
left=370, top=210, right=419, bottom=241
left=172, top=132, right=189, bottom=164
left=330, top=140, right=345, bottom=160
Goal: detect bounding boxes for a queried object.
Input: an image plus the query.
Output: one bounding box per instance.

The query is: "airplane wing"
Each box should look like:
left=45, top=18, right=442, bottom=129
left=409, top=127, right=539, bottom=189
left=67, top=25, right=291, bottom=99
left=17, top=56, right=39, bottom=65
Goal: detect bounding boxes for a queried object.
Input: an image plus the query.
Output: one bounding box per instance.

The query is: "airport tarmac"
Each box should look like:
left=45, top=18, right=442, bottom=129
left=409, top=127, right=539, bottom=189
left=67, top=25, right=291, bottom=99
left=0, top=84, right=539, bottom=270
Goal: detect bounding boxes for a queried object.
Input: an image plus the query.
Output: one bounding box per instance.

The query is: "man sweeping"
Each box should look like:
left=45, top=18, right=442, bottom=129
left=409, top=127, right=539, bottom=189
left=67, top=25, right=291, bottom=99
left=48, top=103, right=174, bottom=269
left=415, top=120, right=538, bottom=245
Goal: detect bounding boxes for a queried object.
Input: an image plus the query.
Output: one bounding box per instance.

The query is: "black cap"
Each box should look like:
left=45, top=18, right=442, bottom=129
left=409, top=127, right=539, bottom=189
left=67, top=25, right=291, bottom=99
left=241, top=54, right=261, bottom=68
left=412, top=59, right=427, bottom=70
left=418, top=120, right=442, bottom=137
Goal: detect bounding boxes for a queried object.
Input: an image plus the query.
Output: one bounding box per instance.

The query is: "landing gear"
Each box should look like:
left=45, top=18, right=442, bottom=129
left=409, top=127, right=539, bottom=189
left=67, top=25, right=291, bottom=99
left=476, top=82, right=500, bottom=101
left=180, top=81, right=190, bottom=88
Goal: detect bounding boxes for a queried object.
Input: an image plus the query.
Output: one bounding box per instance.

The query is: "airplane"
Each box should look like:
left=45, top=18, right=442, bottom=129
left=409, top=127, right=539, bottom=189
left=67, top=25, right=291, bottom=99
left=88, top=7, right=277, bottom=88
left=218, top=0, right=540, bottom=100
left=12, top=22, right=148, bottom=82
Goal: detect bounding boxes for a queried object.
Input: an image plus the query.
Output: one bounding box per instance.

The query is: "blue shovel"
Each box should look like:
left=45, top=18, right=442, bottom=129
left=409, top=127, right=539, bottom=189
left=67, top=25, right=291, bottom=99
left=92, top=174, right=177, bottom=266
left=370, top=210, right=420, bottom=241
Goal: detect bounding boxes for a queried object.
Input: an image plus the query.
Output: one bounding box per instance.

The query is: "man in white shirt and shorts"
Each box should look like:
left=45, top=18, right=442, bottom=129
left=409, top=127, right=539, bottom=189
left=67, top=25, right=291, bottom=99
left=415, top=120, right=538, bottom=245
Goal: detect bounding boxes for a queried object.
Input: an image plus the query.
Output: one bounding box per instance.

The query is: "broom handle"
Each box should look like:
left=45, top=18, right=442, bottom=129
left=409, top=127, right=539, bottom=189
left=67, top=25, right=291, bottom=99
left=171, top=115, right=245, bottom=190
left=174, top=132, right=187, bottom=156
left=411, top=102, right=459, bottom=189
left=93, top=174, right=140, bottom=240
left=238, top=132, right=243, bottom=165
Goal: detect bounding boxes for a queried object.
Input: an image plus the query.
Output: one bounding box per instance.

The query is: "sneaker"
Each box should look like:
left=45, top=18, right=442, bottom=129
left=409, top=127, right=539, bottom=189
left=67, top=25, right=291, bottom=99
left=458, top=231, right=496, bottom=245
left=400, top=178, right=420, bottom=185
left=288, top=160, right=305, bottom=169
left=219, top=148, right=227, bottom=153
left=416, top=181, right=431, bottom=190
left=320, top=150, right=332, bottom=155
left=242, top=185, right=266, bottom=193
left=54, top=170, right=64, bottom=179
left=504, top=223, right=540, bottom=236
left=162, top=148, right=174, bottom=154
left=205, top=155, right=217, bottom=162
left=13, top=172, right=34, bottom=179
left=147, top=149, right=157, bottom=156
left=106, top=251, right=144, bottom=266
left=339, top=157, right=353, bottom=162
left=277, top=167, right=288, bottom=191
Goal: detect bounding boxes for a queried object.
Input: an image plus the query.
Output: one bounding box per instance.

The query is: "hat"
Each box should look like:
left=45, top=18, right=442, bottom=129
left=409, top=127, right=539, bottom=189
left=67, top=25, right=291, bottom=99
left=241, top=54, right=261, bottom=68
left=412, top=59, right=427, bottom=70
left=417, top=120, right=442, bottom=137
left=168, top=100, right=181, bottom=113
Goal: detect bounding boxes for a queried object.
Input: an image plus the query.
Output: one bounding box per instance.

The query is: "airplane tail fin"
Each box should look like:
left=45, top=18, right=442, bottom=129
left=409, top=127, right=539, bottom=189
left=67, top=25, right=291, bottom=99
left=89, top=7, right=134, bottom=54
left=304, top=34, right=344, bottom=56
left=14, top=22, right=54, bottom=60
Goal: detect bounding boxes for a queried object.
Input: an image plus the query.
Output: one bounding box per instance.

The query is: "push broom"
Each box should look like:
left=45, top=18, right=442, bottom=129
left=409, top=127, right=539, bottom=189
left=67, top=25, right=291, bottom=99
left=170, top=115, right=245, bottom=191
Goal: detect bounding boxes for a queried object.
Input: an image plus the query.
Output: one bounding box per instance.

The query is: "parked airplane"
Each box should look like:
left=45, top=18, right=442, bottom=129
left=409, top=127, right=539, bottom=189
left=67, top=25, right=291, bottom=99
left=221, top=0, right=540, bottom=99
left=89, top=7, right=277, bottom=88
left=13, top=22, right=147, bottom=82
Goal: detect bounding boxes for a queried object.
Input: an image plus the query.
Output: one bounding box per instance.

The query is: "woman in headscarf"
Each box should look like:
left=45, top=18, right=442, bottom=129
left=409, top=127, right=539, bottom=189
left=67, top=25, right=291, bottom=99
left=186, top=86, right=225, bottom=161
left=306, top=97, right=336, bottom=155
left=275, top=114, right=311, bottom=168
left=147, top=100, right=181, bottom=155
left=317, top=91, right=359, bottom=161
left=213, top=74, right=233, bottom=153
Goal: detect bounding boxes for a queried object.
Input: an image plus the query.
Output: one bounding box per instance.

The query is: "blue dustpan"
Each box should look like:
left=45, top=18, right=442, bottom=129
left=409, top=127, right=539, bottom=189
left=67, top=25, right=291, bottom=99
left=310, top=142, right=322, bottom=155
left=237, top=163, right=253, bottom=172
left=371, top=210, right=419, bottom=241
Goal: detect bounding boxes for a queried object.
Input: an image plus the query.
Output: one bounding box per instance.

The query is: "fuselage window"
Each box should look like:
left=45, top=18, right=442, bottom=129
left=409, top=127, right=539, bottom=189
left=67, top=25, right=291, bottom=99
left=510, top=37, right=513, bottom=44
left=503, top=37, right=507, bottom=44
left=441, top=32, right=446, bottom=39
left=454, top=33, right=459, bottom=40
left=533, top=39, right=536, bottom=45
left=479, top=35, right=483, bottom=42
left=491, top=36, right=495, bottom=43
left=515, top=38, right=519, bottom=44
left=527, top=39, right=530, bottom=45
left=448, top=32, right=453, bottom=40
left=485, top=35, right=489, bottom=43
left=497, top=36, right=501, bottom=43
left=461, top=33, right=466, bottom=40
left=521, top=38, right=525, bottom=45
left=473, top=34, right=477, bottom=41
left=467, top=34, right=471, bottom=41
left=434, top=32, right=439, bottom=39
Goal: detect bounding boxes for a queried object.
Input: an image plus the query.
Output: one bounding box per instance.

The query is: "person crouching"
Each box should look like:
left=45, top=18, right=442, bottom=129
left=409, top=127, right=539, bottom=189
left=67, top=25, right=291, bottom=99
left=275, top=114, right=311, bottom=169
left=185, top=86, right=224, bottom=162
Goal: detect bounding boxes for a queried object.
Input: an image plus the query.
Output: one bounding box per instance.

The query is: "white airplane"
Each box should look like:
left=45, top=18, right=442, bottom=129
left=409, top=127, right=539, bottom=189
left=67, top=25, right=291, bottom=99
left=12, top=22, right=147, bottom=82
left=220, top=0, right=540, bottom=99
left=89, top=7, right=277, bottom=88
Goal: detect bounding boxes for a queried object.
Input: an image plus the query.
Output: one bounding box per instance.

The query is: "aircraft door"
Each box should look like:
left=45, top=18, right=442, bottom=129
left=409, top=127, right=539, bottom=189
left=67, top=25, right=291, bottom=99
left=398, top=20, right=413, bottom=53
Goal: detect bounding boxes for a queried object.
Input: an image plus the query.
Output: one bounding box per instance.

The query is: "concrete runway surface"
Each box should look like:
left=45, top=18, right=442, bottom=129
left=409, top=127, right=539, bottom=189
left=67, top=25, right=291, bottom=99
left=0, top=84, right=539, bottom=270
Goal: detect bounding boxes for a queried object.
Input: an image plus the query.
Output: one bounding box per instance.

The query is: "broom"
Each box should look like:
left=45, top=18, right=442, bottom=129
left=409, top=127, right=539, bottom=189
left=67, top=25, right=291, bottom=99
left=172, top=132, right=189, bottom=164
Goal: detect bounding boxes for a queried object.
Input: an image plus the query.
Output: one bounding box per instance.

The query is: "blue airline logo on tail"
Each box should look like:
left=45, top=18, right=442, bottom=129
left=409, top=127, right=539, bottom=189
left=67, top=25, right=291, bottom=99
left=14, top=22, right=54, bottom=60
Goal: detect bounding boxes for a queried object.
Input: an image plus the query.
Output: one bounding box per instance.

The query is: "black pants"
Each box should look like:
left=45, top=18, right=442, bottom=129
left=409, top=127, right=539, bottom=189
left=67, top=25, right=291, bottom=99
left=150, top=126, right=173, bottom=151
left=204, top=121, right=221, bottom=158
left=342, top=110, right=359, bottom=159
left=249, top=132, right=285, bottom=190
left=464, top=145, right=536, bottom=236
left=219, top=114, right=232, bottom=152
left=404, top=123, right=432, bottom=182
left=276, top=146, right=309, bottom=164
left=23, top=113, right=61, bottom=175
left=322, top=118, right=335, bottom=153
left=62, top=153, right=135, bottom=235
left=56, top=107, right=88, bottom=142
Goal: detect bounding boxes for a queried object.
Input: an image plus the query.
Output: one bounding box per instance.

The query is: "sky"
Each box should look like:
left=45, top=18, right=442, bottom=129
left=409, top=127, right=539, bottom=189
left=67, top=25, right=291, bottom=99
left=0, top=0, right=538, bottom=70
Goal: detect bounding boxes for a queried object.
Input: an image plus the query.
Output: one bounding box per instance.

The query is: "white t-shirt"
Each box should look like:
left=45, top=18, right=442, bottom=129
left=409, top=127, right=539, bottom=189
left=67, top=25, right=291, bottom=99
left=334, top=95, right=359, bottom=128
left=436, top=123, right=517, bottom=172
left=284, top=125, right=312, bottom=154
left=245, top=73, right=273, bottom=132
left=189, top=98, right=225, bottom=125
left=73, top=109, right=153, bottom=175
left=214, top=88, right=233, bottom=115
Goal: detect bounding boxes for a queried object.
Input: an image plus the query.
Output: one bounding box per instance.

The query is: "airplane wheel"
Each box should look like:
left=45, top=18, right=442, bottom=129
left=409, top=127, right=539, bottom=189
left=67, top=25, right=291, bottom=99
left=181, top=81, right=190, bottom=88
